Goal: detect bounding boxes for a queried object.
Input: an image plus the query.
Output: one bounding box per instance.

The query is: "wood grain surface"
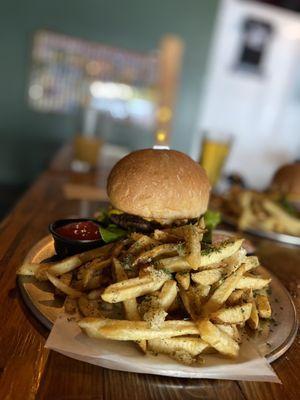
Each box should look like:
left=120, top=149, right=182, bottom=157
left=0, top=149, right=299, bottom=400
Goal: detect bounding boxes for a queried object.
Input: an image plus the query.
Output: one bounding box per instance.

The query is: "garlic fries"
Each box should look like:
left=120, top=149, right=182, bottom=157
left=18, top=224, right=273, bottom=366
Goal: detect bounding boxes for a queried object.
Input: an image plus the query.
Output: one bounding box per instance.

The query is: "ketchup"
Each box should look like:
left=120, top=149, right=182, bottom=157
left=55, top=221, right=101, bottom=241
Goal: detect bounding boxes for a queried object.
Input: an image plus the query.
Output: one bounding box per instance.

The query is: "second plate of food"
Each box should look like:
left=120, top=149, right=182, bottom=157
left=212, top=189, right=300, bottom=246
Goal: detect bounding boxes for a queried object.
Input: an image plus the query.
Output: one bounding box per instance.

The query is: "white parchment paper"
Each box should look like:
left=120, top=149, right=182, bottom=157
left=45, top=315, right=280, bottom=382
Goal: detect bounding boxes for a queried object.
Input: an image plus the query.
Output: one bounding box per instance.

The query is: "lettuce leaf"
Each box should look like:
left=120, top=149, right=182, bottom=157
left=96, top=208, right=110, bottom=224
left=99, top=224, right=127, bottom=243
left=278, top=197, right=299, bottom=218
left=203, top=210, right=221, bottom=243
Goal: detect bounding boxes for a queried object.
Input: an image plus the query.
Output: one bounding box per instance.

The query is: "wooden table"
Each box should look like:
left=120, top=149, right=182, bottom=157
left=0, top=149, right=299, bottom=400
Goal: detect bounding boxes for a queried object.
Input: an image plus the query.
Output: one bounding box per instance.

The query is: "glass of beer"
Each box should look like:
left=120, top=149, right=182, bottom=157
left=71, top=106, right=103, bottom=172
left=72, top=135, right=102, bottom=171
left=199, top=131, right=232, bottom=186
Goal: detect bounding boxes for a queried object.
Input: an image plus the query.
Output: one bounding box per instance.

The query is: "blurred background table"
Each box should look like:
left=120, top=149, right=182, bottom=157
left=0, top=145, right=299, bottom=400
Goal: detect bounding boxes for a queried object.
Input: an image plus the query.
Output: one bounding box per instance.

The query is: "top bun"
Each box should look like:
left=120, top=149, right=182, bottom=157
left=271, top=162, right=300, bottom=201
left=107, top=149, right=211, bottom=221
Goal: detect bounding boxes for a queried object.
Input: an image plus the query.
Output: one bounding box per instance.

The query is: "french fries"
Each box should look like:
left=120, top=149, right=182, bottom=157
left=82, top=258, right=111, bottom=288
left=18, top=244, right=114, bottom=280
left=139, top=295, right=167, bottom=329
left=236, top=275, right=271, bottom=290
left=17, top=262, right=45, bottom=276
left=132, top=244, right=179, bottom=266
left=46, top=272, right=82, bottom=298
left=159, top=280, right=178, bottom=310
left=148, top=337, right=209, bottom=358
left=201, top=264, right=246, bottom=315
left=256, top=294, right=272, bottom=319
left=191, top=269, right=222, bottom=286
left=113, top=258, right=140, bottom=321
left=262, top=199, right=300, bottom=236
left=158, top=239, right=244, bottom=272
left=78, top=318, right=199, bottom=340
left=196, top=319, right=239, bottom=357
left=113, top=257, right=146, bottom=352
left=127, top=235, right=159, bottom=255
left=175, top=272, right=190, bottom=290
left=216, top=324, right=241, bottom=343
left=226, top=289, right=244, bottom=306
left=86, top=257, right=112, bottom=273
left=211, top=303, right=252, bottom=324
left=22, top=218, right=273, bottom=366
left=247, top=300, right=259, bottom=330
left=196, top=284, right=211, bottom=298
left=78, top=295, right=102, bottom=317
left=152, top=229, right=181, bottom=243
left=179, top=287, right=197, bottom=319
left=101, top=270, right=169, bottom=303
left=183, top=225, right=202, bottom=269
left=49, top=244, right=114, bottom=276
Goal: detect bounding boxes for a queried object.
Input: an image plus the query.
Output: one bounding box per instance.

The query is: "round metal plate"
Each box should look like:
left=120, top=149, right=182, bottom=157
left=17, top=235, right=298, bottom=363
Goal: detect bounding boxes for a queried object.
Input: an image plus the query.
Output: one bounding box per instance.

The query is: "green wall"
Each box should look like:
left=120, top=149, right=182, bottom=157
left=0, top=0, right=219, bottom=185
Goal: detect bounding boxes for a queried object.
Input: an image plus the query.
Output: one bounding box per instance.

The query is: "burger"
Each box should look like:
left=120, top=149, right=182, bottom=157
left=105, top=148, right=211, bottom=232
left=96, top=148, right=219, bottom=244
left=271, top=162, right=300, bottom=203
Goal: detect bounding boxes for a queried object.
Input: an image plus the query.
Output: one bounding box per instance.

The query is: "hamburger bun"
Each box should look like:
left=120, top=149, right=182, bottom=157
left=107, top=149, right=211, bottom=221
left=271, top=162, right=300, bottom=201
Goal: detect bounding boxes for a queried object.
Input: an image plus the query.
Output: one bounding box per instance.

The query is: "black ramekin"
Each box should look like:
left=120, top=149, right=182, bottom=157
left=49, top=218, right=103, bottom=257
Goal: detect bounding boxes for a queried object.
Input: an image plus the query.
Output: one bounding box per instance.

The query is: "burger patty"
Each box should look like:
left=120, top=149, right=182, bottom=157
left=110, top=213, right=198, bottom=232
left=109, top=213, right=161, bottom=232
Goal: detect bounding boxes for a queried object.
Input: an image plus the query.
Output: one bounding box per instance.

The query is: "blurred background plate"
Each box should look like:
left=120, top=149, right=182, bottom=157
left=222, top=214, right=300, bottom=247
left=17, top=234, right=298, bottom=363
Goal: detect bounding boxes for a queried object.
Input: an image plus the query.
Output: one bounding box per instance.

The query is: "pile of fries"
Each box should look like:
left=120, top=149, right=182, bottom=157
left=216, top=187, right=300, bottom=236
left=18, top=222, right=273, bottom=365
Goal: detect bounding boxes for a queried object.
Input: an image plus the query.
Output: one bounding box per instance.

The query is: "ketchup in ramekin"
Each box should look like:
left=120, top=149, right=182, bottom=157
left=55, top=221, right=101, bottom=241
left=49, top=218, right=103, bottom=257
